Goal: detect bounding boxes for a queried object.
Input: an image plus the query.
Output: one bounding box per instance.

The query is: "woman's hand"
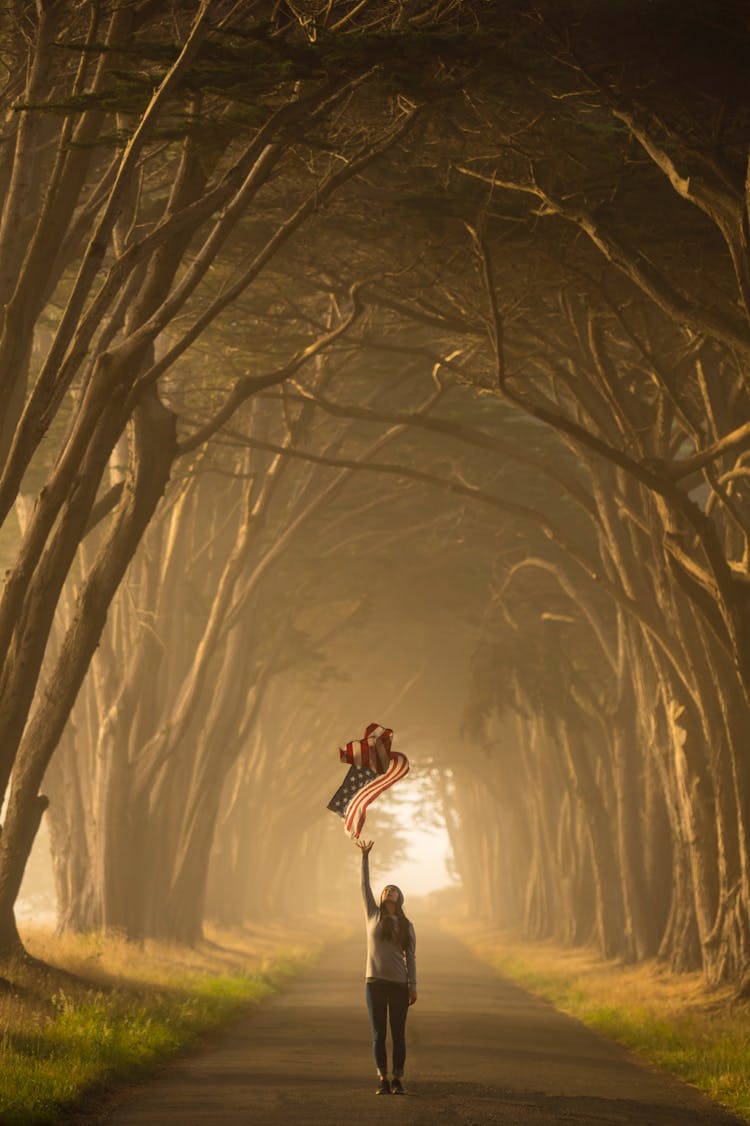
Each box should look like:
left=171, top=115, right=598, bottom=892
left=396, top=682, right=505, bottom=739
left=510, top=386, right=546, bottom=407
left=356, top=839, right=373, bottom=855
left=409, top=991, right=418, bottom=1006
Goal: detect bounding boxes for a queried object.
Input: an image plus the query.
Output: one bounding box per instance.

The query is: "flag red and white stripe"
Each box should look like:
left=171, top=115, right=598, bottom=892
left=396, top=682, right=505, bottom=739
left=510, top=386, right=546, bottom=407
left=343, top=750, right=410, bottom=839
left=339, top=722, right=392, bottom=775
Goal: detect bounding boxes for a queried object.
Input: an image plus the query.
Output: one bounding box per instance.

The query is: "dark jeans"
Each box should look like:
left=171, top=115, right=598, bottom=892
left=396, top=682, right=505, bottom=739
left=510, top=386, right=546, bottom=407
left=365, top=980, right=410, bottom=1077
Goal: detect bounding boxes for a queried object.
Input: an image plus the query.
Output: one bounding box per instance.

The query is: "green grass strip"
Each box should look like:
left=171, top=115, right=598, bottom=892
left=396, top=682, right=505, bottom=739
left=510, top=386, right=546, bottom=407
left=0, top=949, right=314, bottom=1125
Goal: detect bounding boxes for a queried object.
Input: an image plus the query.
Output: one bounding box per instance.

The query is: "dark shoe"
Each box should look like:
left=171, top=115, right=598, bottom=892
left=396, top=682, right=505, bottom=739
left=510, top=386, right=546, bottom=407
left=376, top=1078, right=391, bottom=1095
left=391, top=1078, right=405, bottom=1095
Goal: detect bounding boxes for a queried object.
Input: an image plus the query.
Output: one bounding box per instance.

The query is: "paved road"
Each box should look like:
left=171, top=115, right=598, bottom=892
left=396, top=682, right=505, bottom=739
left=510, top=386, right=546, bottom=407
left=84, top=929, right=743, bottom=1126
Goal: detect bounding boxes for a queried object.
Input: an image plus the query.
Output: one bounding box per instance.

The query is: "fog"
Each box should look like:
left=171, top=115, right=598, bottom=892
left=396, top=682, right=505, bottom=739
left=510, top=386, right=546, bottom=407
left=380, top=802, right=457, bottom=898
left=17, top=787, right=457, bottom=927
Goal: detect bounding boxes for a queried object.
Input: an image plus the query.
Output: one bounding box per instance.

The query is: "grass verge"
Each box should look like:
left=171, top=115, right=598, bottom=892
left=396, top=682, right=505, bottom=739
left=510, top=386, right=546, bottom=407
left=0, top=921, right=322, bottom=1125
left=447, top=921, right=750, bottom=1123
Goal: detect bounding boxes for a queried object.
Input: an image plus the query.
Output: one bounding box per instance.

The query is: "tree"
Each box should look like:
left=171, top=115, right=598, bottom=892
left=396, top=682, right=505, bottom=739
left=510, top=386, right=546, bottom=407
left=0, top=0, right=475, bottom=955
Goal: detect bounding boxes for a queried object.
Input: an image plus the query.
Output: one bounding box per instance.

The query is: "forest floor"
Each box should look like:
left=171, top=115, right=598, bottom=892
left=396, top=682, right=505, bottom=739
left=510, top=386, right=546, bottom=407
left=58, top=925, right=743, bottom=1126
left=0, top=921, right=322, bottom=1125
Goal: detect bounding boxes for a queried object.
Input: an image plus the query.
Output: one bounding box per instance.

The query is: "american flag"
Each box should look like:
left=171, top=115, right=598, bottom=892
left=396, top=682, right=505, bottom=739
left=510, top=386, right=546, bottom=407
left=339, top=722, right=393, bottom=774
left=327, top=723, right=410, bottom=839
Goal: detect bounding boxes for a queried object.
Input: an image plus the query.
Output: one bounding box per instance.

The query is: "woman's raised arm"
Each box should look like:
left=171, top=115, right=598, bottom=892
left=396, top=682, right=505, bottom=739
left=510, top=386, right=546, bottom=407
left=356, top=839, right=378, bottom=917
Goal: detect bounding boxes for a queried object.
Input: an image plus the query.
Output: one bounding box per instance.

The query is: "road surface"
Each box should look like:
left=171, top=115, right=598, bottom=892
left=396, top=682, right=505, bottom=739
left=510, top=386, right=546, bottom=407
left=82, top=928, right=743, bottom=1125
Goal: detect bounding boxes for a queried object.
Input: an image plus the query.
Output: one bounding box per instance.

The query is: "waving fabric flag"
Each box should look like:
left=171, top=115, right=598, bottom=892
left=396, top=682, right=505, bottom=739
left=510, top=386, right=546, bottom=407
left=340, top=722, right=393, bottom=774
left=327, top=723, right=410, bottom=839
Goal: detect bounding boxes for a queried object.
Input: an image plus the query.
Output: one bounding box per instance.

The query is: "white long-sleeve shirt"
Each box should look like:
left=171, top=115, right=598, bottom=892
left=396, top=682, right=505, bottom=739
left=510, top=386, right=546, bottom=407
left=361, top=854, right=417, bottom=988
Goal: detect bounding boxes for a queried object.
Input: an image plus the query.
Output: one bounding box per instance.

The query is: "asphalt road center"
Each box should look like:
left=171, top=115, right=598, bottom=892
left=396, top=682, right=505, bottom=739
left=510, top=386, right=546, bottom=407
left=85, top=928, right=743, bottom=1126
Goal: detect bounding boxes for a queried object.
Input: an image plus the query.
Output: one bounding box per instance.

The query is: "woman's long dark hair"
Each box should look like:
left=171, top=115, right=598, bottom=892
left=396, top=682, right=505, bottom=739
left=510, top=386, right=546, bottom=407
left=377, top=888, right=412, bottom=951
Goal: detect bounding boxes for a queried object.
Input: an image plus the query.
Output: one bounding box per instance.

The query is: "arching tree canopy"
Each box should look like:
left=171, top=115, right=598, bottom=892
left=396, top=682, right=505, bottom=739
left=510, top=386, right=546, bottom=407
left=2, top=0, right=750, bottom=989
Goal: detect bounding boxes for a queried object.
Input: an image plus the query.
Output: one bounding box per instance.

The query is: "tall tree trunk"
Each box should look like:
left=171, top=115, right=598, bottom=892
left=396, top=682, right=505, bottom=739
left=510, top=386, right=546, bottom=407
left=0, top=387, right=176, bottom=955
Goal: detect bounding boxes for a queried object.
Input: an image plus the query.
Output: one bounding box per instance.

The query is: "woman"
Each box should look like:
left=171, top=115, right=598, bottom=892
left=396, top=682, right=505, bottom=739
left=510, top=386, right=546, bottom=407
left=356, top=838, right=417, bottom=1096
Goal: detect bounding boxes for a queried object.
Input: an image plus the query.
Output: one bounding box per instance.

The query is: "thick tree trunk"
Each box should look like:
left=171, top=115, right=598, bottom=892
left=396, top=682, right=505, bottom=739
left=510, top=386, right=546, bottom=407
left=612, top=700, right=656, bottom=960
left=0, top=388, right=176, bottom=954
left=557, top=723, right=626, bottom=958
